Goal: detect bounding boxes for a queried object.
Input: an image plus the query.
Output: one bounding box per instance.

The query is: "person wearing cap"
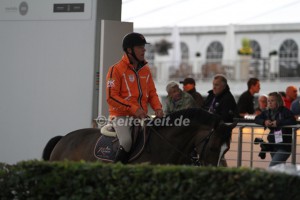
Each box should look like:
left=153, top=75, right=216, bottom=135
left=180, top=77, right=204, bottom=107
left=164, top=81, right=197, bottom=115
left=106, top=32, right=164, bottom=164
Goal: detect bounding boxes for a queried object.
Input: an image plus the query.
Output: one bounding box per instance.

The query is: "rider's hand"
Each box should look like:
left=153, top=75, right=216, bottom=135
left=135, top=108, right=147, bottom=119
left=155, top=109, right=164, bottom=118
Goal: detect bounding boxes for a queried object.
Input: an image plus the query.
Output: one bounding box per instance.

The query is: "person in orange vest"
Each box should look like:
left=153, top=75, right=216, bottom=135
left=106, top=32, right=164, bottom=163
left=180, top=77, right=204, bottom=107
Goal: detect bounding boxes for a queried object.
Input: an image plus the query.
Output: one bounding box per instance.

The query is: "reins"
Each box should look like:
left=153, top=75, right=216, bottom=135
left=148, top=123, right=215, bottom=165
left=148, top=126, right=191, bottom=160
left=198, top=128, right=215, bottom=165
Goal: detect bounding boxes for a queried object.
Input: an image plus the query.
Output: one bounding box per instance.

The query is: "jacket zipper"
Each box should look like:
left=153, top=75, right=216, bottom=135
left=132, top=68, right=143, bottom=109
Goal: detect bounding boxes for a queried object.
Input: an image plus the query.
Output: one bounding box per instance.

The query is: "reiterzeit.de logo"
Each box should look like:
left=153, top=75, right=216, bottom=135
left=96, top=115, right=191, bottom=127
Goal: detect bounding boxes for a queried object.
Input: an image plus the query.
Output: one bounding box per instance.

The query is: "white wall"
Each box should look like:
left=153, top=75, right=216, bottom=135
left=0, top=0, right=123, bottom=164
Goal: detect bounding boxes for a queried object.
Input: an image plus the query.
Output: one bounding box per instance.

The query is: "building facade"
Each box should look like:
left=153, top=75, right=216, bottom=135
left=137, top=23, right=300, bottom=83
left=134, top=23, right=300, bottom=107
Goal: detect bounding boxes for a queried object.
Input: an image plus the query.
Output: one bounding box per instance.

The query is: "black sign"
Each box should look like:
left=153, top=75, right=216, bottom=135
left=53, top=3, right=84, bottom=13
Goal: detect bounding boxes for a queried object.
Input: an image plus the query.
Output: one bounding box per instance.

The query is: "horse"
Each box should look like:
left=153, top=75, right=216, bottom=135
left=43, top=108, right=237, bottom=166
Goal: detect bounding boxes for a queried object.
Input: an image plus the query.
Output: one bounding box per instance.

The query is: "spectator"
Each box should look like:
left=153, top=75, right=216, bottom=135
left=202, top=74, right=237, bottom=167
left=254, top=92, right=296, bottom=167
left=282, top=86, right=298, bottom=109
left=237, top=78, right=261, bottom=118
left=255, top=94, right=268, bottom=115
left=164, top=81, right=197, bottom=115
left=291, top=87, right=300, bottom=120
left=291, top=99, right=300, bottom=120
left=180, top=77, right=204, bottom=107
left=202, top=74, right=237, bottom=123
left=278, top=91, right=286, bottom=98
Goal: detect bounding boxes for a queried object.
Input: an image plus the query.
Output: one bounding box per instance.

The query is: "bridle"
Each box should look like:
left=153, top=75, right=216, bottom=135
left=149, top=125, right=217, bottom=166
left=192, top=128, right=216, bottom=166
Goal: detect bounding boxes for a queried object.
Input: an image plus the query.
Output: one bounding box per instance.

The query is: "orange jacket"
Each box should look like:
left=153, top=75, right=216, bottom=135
left=106, top=54, right=162, bottom=117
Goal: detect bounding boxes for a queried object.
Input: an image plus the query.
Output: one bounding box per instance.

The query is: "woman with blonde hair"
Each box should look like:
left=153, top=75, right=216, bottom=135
left=255, top=92, right=296, bottom=167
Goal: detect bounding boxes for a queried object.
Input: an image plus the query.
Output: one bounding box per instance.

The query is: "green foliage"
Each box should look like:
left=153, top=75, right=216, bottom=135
left=238, top=38, right=253, bottom=55
left=1, top=160, right=300, bottom=200
left=154, top=39, right=172, bottom=55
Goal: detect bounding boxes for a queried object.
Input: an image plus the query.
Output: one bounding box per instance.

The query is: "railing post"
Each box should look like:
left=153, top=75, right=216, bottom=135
left=237, top=126, right=244, bottom=167
left=291, top=128, right=298, bottom=164
left=250, top=127, right=254, bottom=168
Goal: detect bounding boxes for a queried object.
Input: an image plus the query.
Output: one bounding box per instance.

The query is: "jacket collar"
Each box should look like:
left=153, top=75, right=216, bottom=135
left=122, top=54, right=148, bottom=70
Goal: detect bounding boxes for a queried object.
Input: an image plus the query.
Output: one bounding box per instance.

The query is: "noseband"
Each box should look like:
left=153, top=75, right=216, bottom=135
left=192, top=128, right=215, bottom=166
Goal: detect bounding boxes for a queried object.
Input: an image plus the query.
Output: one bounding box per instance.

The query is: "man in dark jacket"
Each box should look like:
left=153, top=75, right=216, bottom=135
left=202, top=74, right=237, bottom=123
left=180, top=77, right=204, bottom=107
left=237, top=78, right=260, bottom=118
left=202, top=74, right=237, bottom=167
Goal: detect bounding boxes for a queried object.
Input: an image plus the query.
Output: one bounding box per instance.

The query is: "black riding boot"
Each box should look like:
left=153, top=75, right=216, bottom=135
left=114, top=146, right=129, bottom=164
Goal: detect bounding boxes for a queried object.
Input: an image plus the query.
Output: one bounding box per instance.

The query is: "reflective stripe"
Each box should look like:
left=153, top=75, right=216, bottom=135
left=123, top=73, right=132, bottom=100
left=145, top=74, right=150, bottom=98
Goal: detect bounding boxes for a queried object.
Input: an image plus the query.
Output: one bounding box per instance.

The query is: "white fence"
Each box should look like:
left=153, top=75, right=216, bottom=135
left=225, top=122, right=300, bottom=169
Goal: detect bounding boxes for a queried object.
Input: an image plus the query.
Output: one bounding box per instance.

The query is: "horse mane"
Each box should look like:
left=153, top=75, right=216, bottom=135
left=149, top=108, right=222, bottom=129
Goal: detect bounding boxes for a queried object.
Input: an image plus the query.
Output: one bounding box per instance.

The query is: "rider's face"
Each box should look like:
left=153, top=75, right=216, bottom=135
left=128, top=45, right=146, bottom=62
left=134, top=45, right=146, bottom=61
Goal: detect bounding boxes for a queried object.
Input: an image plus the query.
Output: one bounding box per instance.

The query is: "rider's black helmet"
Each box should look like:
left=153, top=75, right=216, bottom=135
left=122, top=32, right=149, bottom=52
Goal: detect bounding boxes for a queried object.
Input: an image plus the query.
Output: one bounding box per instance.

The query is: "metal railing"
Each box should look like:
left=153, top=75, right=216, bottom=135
left=226, top=121, right=300, bottom=169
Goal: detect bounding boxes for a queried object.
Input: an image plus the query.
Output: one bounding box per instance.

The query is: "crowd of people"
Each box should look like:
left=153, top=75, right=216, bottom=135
left=106, top=32, right=299, bottom=167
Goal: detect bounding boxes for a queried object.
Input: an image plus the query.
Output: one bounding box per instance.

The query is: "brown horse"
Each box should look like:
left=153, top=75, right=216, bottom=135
left=43, top=108, right=237, bottom=166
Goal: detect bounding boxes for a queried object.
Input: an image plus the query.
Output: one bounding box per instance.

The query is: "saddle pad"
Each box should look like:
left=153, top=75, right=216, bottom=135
left=94, top=135, right=118, bottom=162
left=94, top=126, right=149, bottom=162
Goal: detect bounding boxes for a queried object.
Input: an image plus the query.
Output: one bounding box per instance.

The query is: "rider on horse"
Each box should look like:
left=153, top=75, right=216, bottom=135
left=106, top=32, right=164, bottom=164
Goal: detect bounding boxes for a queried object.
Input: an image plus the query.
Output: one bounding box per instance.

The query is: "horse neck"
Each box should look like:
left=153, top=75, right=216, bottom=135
left=144, top=125, right=203, bottom=164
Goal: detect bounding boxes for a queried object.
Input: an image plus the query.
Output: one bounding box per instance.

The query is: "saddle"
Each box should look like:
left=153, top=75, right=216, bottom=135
left=94, top=122, right=149, bottom=162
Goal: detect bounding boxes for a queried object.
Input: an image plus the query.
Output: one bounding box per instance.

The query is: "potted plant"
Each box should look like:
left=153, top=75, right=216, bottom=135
left=237, top=38, right=252, bottom=80
left=238, top=38, right=253, bottom=55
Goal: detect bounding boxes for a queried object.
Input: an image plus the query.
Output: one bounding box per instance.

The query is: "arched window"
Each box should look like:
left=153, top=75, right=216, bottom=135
left=279, top=39, right=299, bottom=77
left=249, top=40, right=262, bottom=77
left=181, top=42, right=189, bottom=61
left=250, top=40, right=261, bottom=59
left=206, top=41, right=223, bottom=63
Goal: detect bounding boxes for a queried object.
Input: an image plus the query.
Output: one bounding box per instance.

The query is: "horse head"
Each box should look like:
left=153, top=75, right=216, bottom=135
left=194, top=120, right=237, bottom=166
left=161, top=108, right=237, bottom=166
